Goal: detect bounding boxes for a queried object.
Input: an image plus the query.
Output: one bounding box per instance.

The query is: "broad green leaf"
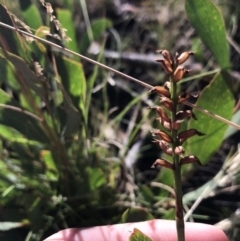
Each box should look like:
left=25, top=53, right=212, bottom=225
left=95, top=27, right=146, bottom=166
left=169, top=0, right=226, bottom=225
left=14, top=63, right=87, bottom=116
left=19, top=0, right=42, bottom=29
left=129, top=228, right=153, bottom=241
left=60, top=56, right=86, bottom=113
left=121, top=207, right=154, bottom=223
left=56, top=56, right=85, bottom=136
left=56, top=9, right=79, bottom=53
left=186, top=73, right=234, bottom=164
left=185, top=0, right=230, bottom=69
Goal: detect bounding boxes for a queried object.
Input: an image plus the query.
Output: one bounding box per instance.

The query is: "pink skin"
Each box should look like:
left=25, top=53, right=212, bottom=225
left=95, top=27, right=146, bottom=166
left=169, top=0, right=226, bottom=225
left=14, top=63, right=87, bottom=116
left=44, top=219, right=228, bottom=241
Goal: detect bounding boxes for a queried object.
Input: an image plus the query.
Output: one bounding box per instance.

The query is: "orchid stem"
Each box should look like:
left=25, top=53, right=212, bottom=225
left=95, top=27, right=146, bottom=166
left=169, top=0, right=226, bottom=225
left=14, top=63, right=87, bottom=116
left=171, top=79, right=185, bottom=241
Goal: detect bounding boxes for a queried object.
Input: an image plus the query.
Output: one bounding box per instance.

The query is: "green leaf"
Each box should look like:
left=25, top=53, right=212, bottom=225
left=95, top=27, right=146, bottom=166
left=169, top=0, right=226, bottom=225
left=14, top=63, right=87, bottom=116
left=185, top=0, right=230, bottom=69
left=60, top=56, right=86, bottom=114
left=129, top=228, right=153, bottom=241
left=20, top=0, right=42, bottom=29
left=121, top=207, right=154, bottom=223
left=86, top=167, right=106, bottom=191
left=186, top=73, right=234, bottom=164
left=56, top=9, right=79, bottom=53
left=0, top=50, right=46, bottom=99
left=0, top=124, right=40, bottom=145
left=56, top=56, right=86, bottom=136
left=40, top=150, right=59, bottom=181
left=0, top=89, right=48, bottom=143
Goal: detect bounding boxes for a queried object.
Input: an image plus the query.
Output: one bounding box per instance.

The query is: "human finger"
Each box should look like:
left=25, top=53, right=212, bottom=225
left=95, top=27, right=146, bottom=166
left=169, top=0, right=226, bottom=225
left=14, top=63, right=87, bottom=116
left=44, top=219, right=228, bottom=241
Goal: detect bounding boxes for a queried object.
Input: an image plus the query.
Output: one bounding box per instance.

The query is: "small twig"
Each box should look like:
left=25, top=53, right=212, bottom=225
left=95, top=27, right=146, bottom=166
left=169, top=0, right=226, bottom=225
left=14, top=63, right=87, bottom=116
left=0, top=21, right=240, bottom=130
left=0, top=104, right=43, bottom=122
left=151, top=181, right=175, bottom=196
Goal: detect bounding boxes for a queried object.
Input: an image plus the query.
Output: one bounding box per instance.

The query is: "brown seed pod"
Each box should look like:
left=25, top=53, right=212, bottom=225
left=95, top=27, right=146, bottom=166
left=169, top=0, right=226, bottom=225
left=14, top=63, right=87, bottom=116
left=177, top=51, right=195, bottom=64
left=160, top=97, right=174, bottom=111
left=149, top=86, right=170, bottom=97
left=178, top=129, right=205, bottom=144
left=148, top=106, right=171, bottom=122
left=180, top=155, right=201, bottom=166
left=151, top=130, right=173, bottom=143
left=156, top=59, right=173, bottom=74
left=151, top=158, right=175, bottom=170
left=173, top=66, right=191, bottom=83
left=156, top=49, right=174, bottom=65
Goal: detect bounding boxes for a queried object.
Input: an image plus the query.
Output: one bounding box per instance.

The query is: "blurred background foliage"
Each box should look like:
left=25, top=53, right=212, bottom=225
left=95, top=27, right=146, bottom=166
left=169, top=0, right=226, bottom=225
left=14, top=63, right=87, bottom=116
left=0, top=0, right=239, bottom=240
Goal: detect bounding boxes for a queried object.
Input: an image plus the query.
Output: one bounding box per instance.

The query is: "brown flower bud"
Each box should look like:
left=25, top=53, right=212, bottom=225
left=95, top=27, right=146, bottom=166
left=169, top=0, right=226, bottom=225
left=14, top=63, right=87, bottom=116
left=156, top=117, right=171, bottom=131
left=151, top=130, right=173, bottom=143
left=156, top=59, right=173, bottom=74
left=171, top=121, right=181, bottom=130
left=174, top=146, right=185, bottom=155
left=177, top=51, right=195, bottom=65
left=149, top=86, right=170, bottom=97
left=177, top=93, right=191, bottom=103
left=154, top=139, right=173, bottom=155
left=151, top=158, right=175, bottom=170
left=176, top=110, right=197, bottom=121
left=160, top=97, right=174, bottom=111
left=163, top=81, right=171, bottom=90
left=180, top=155, right=201, bottom=166
left=173, top=66, right=191, bottom=83
left=178, top=129, right=205, bottom=144
left=157, top=49, right=174, bottom=65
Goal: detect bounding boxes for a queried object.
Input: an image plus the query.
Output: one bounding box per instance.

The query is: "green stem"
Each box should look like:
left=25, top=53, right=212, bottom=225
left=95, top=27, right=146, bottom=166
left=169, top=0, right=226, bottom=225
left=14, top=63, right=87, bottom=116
left=171, top=81, right=185, bottom=241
